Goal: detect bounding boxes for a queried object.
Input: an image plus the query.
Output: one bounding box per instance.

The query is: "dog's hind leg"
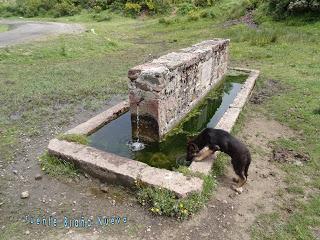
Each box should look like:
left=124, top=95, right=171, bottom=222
left=231, top=159, right=247, bottom=193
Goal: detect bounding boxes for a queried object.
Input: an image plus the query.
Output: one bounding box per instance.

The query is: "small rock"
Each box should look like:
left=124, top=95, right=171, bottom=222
left=269, top=171, right=276, bottom=176
left=100, top=185, right=109, bottom=193
left=294, top=161, right=303, bottom=166
left=25, top=230, right=30, bottom=235
left=112, top=200, right=116, bottom=206
left=13, top=169, right=18, bottom=175
left=260, top=173, right=268, bottom=178
left=235, top=187, right=243, bottom=194
left=35, top=174, right=42, bottom=180
left=21, top=191, right=29, bottom=199
left=222, top=200, right=228, bottom=204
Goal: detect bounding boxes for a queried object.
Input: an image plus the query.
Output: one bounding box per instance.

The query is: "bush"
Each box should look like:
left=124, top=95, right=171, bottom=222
left=51, top=1, right=81, bottom=17
left=145, top=0, right=172, bottom=14
left=15, top=0, right=81, bottom=17
left=267, top=0, right=320, bottom=19
left=0, top=2, right=19, bottom=16
left=124, top=2, right=141, bottom=16
left=177, top=2, right=196, bottom=15
left=187, top=9, right=200, bottom=21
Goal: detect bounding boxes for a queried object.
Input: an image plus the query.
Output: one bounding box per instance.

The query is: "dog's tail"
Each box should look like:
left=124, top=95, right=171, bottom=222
left=244, top=153, right=251, bottom=179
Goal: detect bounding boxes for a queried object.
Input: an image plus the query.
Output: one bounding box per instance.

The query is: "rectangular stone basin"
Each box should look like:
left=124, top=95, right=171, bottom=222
left=48, top=67, right=259, bottom=198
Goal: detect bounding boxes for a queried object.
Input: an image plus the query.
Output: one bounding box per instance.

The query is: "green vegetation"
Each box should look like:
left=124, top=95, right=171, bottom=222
left=39, top=153, right=79, bottom=178
left=0, top=24, right=9, bottom=33
left=136, top=154, right=228, bottom=219
left=252, top=196, right=320, bottom=240
left=58, top=133, right=90, bottom=145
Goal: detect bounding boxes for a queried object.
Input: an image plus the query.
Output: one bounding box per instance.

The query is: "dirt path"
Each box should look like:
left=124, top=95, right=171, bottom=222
left=0, top=19, right=84, bottom=47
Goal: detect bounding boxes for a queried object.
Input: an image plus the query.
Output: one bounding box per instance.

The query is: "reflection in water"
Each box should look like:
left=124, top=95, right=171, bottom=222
left=89, top=75, right=247, bottom=170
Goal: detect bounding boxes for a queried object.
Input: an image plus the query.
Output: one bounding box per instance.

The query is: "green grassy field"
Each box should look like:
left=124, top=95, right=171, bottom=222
left=0, top=3, right=319, bottom=238
left=0, top=24, right=8, bottom=32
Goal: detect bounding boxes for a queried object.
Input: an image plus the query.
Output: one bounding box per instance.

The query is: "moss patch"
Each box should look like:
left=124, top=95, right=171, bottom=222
left=58, top=133, right=89, bottom=145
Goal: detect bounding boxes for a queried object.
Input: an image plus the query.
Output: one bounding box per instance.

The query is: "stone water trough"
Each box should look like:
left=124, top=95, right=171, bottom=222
left=48, top=40, right=259, bottom=198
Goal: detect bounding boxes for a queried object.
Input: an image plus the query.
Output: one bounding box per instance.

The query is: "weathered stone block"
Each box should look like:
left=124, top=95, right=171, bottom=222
left=128, top=39, right=230, bottom=142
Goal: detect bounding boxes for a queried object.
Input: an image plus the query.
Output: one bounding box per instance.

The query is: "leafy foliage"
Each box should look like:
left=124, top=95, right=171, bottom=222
left=267, top=0, right=320, bottom=19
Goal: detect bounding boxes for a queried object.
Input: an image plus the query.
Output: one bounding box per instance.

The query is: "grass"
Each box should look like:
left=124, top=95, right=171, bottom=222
left=252, top=196, right=320, bottom=240
left=0, top=1, right=319, bottom=237
left=39, top=153, right=79, bottom=178
left=0, top=24, right=8, bottom=33
left=58, top=133, right=89, bottom=145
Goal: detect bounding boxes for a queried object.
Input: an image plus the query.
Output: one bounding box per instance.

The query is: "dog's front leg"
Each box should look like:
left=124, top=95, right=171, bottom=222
left=194, top=146, right=213, bottom=161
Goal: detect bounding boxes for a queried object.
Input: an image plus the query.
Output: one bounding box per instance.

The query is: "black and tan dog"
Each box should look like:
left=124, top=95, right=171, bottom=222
left=187, top=128, right=251, bottom=192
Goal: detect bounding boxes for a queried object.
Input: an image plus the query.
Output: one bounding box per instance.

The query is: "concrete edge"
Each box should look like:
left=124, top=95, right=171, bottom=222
left=189, top=68, right=260, bottom=175
left=48, top=139, right=203, bottom=198
left=66, top=101, right=129, bottom=136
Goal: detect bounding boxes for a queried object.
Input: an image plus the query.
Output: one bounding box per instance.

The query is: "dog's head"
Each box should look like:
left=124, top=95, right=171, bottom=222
left=186, top=142, right=200, bottom=162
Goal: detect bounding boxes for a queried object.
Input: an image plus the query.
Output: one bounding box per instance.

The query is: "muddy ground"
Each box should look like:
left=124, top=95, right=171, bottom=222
left=0, top=87, right=300, bottom=240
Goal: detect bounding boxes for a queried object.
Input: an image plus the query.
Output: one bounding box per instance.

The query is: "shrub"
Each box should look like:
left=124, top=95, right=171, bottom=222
left=0, top=3, right=18, bottom=17
left=267, top=0, right=320, bottom=19
left=187, top=9, right=200, bottom=21
left=51, top=1, right=81, bottom=17
left=177, top=2, right=196, bottom=15
left=124, top=2, right=141, bottom=16
left=151, top=0, right=171, bottom=14
left=15, top=0, right=81, bottom=17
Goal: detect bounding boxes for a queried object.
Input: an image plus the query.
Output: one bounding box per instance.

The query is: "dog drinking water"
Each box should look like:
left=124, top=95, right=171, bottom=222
left=187, top=128, right=251, bottom=193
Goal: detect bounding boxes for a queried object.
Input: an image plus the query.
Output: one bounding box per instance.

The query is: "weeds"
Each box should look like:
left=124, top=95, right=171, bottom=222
left=137, top=153, right=228, bottom=220
left=39, top=153, right=79, bottom=178
left=136, top=173, right=216, bottom=220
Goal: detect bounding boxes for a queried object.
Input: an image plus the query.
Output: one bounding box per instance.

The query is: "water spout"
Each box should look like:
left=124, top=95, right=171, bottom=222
left=127, top=97, right=145, bottom=152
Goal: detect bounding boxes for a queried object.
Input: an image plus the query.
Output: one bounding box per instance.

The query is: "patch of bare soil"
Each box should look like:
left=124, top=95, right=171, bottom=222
left=250, top=79, right=284, bottom=105
left=223, top=11, right=258, bottom=29
left=272, top=147, right=310, bottom=165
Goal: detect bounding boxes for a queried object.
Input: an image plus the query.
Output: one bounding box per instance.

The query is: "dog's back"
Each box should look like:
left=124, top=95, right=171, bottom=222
left=189, top=128, right=251, bottom=179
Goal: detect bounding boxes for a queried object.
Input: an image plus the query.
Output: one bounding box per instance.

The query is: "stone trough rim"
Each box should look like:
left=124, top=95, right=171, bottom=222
left=47, top=67, right=259, bottom=198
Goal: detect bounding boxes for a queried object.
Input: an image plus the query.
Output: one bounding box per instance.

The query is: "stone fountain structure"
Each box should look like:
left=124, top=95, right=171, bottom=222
left=128, top=39, right=229, bottom=142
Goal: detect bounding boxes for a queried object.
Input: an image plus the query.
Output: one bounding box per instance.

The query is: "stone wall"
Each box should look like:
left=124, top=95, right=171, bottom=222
left=128, top=39, right=229, bottom=142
